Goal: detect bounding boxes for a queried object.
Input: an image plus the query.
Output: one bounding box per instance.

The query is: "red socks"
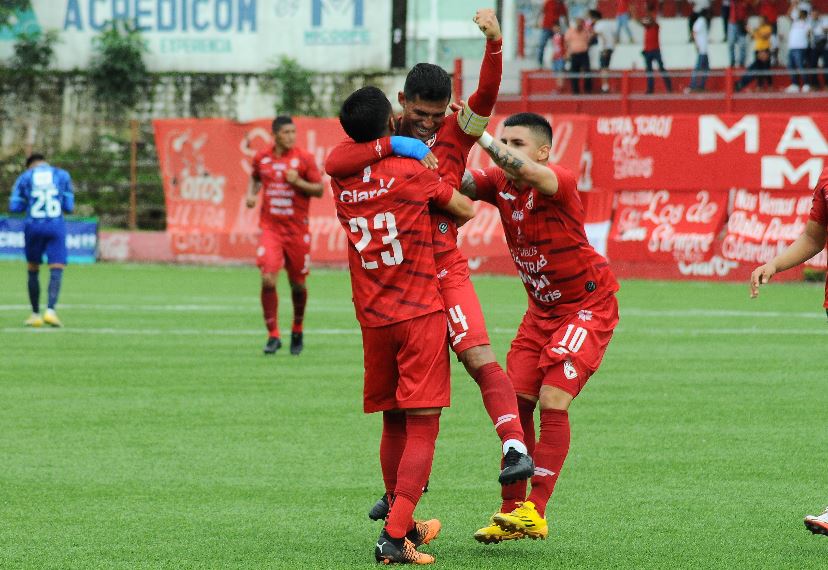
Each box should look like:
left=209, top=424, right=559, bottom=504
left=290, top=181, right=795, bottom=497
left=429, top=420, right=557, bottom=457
left=501, top=397, right=537, bottom=512
left=261, top=285, right=278, bottom=336
left=291, top=287, right=307, bottom=333
left=473, top=362, right=525, bottom=445
left=379, top=412, right=407, bottom=500
left=385, top=413, right=440, bottom=539
left=526, top=409, right=570, bottom=518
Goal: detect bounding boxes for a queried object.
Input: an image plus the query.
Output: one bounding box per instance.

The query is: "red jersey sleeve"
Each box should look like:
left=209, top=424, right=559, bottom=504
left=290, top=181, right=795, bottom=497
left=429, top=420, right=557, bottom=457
left=324, top=137, right=394, bottom=178
left=809, top=171, right=828, bottom=226
left=467, top=39, right=503, bottom=117
left=300, top=149, right=322, bottom=183
left=419, top=169, right=454, bottom=207
left=251, top=149, right=266, bottom=181
left=470, top=167, right=502, bottom=205
left=549, top=163, right=579, bottom=202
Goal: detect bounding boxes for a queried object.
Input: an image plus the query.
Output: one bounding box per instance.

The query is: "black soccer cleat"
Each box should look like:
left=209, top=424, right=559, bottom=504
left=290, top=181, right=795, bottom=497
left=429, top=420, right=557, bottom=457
left=263, top=336, right=282, bottom=355
left=368, top=494, right=390, bottom=521
left=290, top=331, right=303, bottom=355
left=499, top=447, right=535, bottom=485
left=374, top=530, right=435, bottom=565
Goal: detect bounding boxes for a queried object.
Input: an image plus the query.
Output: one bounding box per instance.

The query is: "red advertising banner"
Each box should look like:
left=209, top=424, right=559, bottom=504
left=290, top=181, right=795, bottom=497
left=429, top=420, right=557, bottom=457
left=591, top=114, right=828, bottom=192
left=153, top=115, right=591, bottom=270
left=608, top=189, right=730, bottom=279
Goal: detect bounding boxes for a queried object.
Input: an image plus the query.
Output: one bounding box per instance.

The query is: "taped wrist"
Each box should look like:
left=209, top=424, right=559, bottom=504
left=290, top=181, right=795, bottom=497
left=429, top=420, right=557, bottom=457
left=458, top=104, right=490, bottom=137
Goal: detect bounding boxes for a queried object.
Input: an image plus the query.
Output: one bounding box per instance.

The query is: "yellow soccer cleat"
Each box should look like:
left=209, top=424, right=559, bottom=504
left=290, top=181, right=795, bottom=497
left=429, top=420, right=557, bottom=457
left=24, top=313, right=44, bottom=327
left=43, top=309, right=62, bottom=328
left=493, top=501, right=548, bottom=540
left=474, top=515, right=526, bottom=544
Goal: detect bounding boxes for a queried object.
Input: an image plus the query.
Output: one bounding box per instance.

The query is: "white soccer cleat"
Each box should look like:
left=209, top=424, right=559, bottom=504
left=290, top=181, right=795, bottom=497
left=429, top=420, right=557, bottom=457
left=24, top=313, right=43, bottom=327
left=784, top=84, right=801, bottom=94
left=805, top=506, right=828, bottom=536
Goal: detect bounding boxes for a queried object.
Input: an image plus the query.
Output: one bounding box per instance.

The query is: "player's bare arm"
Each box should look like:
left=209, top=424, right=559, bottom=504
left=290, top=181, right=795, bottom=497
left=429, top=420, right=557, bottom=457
left=459, top=170, right=478, bottom=200
left=285, top=169, right=324, bottom=197
left=750, top=220, right=827, bottom=297
left=474, top=8, right=502, bottom=42
left=245, top=178, right=260, bottom=208
left=442, top=189, right=475, bottom=225
left=477, top=132, right=559, bottom=195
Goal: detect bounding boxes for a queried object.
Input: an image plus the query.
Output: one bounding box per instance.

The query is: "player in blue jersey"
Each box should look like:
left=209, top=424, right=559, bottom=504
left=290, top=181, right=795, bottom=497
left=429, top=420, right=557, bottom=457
left=8, top=153, right=75, bottom=327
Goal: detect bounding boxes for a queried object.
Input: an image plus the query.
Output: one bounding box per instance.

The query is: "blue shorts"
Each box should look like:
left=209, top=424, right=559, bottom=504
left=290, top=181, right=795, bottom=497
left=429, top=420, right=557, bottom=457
left=24, top=222, right=67, bottom=265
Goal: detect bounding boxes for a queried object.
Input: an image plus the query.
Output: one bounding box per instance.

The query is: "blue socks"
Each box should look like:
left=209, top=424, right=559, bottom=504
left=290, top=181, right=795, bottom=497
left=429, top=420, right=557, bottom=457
left=47, top=268, right=63, bottom=310
left=27, top=270, right=40, bottom=313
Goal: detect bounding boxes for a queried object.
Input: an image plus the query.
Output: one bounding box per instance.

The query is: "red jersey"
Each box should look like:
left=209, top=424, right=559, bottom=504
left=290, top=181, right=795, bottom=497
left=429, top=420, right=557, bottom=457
left=643, top=21, right=660, bottom=51
left=470, top=164, right=619, bottom=317
left=332, top=157, right=454, bottom=328
left=252, top=145, right=322, bottom=233
left=729, top=0, right=746, bottom=23
left=617, top=0, right=630, bottom=15
left=542, top=0, right=567, bottom=29
left=325, top=39, right=502, bottom=260
left=809, top=168, right=828, bottom=310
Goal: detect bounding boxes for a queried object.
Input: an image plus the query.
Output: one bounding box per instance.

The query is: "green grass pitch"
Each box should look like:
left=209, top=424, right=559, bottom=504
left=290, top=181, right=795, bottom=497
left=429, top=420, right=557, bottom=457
left=1, top=261, right=826, bottom=569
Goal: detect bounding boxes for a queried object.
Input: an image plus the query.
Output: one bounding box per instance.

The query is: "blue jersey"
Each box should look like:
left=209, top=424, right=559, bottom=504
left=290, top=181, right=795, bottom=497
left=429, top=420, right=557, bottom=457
left=9, top=163, right=74, bottom=225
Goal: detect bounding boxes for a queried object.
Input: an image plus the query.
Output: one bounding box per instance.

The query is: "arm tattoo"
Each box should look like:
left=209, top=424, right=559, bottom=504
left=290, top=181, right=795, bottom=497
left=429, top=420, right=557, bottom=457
left=460, top=170, right=477, bottom=198
left=485, top=141, right=525, bottom=172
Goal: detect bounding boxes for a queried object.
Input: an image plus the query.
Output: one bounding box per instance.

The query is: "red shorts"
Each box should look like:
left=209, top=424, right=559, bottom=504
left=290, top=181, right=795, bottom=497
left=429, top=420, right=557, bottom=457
left=507, top=294, right=619, bottom=398
left=256, top=228, right=310, bottom=283
left=436, top=249, right=490, bottom=354
left=361, top=310, right=451, bottom=413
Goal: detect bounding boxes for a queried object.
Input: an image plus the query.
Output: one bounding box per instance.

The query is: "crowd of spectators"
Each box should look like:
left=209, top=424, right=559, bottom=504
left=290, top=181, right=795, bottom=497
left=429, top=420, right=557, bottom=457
left=533, top=0, right=828, bottom=93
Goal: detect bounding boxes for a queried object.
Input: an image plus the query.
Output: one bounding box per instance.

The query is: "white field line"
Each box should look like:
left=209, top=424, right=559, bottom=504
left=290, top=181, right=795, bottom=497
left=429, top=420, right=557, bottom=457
left=2, top=326, right=826, bottom=337
left=0, top=304, right=825, bottom=320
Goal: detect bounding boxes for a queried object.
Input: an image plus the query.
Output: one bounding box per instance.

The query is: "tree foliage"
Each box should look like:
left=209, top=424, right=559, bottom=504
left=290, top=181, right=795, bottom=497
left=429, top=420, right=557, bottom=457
left=264, top=57, right=322, bottom=117
left=0, top=0, right=31, bottom=29
left=88, top=20, right=150, bottom=115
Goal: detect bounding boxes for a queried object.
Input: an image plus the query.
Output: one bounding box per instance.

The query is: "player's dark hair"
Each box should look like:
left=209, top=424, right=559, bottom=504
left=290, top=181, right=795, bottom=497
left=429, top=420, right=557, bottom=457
left=589, top=9, right=602, bottom=19
left=339, top=86, right=392, bottom=143
left=403, top=63, right=452, bottom=102
left=272, top=115, right=293, bottom=133
left=25, top=153, right=45, bottom=168
left=503, top=113, right=553, bottom=145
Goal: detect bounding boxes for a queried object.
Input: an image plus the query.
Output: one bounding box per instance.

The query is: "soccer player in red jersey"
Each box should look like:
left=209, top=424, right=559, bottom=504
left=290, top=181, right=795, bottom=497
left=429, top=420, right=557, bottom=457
left=460, top=113, right=620, bottom=543
left=332, top=86, right=475, bottom=564
left=751, top=167, right=828, bottom=316
left=246, top=116, right=324, bottom=356
left=750, top=167, right=828, bottom=537
left=325, top=9, right=534, bottom=494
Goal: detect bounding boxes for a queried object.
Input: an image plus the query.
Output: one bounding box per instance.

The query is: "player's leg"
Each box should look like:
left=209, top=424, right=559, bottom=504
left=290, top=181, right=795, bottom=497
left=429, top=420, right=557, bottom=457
left=439, top=255, right=532, bottom=483
left=374, top=311, right=449, bottom=564
left=283, top=235, right=310, bottom=355
left=25, top=262, right=43, bottom=327
left=23, top=226, right=46, bottom=327
left=475, top=317, right=544, bottom=544
left=256, top=230, right=284, bottom=354
left=805, top=506, right=828, bottom=536
left=494, top=297, right=619, bottom=540
left=42, top=224, right=68, bottom=327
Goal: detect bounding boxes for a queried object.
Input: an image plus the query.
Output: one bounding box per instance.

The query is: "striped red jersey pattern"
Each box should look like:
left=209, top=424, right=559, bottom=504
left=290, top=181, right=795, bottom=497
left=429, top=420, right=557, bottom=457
left=471, top=163, right=619, bottom=317
left=332, top=157, right=454, bottom=328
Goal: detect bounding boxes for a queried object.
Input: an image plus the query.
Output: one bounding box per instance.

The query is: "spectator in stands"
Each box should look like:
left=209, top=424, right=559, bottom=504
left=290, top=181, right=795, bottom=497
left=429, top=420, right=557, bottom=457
left=639, top=9, right=673, bottom=93
left=616, top=0, right=634, bottom=43
left=689, top=0, right=712, bottom=42
left=785, top=9, right=812, bottom=92
left=728, top=0, right=748, bottom=67
left=565, top=17, right=593, bottom=93
left=538, top=0, right=569, bottom=68
left=551, top=23, right=567, bottom=90
left=592, top=9, right=616, bottom=92
left=734, top=15, right=774, bottom=91
left=757, top=0, right=780, bottom=66
left=721, top=0, right=731, bottom=38
left=811, top=9, right=828, bottom=88
left=688, top=9, right=711, bottom=92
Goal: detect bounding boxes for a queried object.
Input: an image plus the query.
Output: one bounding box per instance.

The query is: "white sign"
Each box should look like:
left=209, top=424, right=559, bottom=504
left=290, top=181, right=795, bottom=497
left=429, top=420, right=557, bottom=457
left=0, top=0, right=390, bottom=72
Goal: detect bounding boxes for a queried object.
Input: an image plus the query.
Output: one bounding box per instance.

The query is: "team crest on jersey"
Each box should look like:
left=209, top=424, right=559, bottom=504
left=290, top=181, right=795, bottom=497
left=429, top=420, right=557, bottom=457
left=425, top=132, right=437, bottom=148
left=563, top=359, right=578, bottom=380
left=438, top=222, right=449, bottom=234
